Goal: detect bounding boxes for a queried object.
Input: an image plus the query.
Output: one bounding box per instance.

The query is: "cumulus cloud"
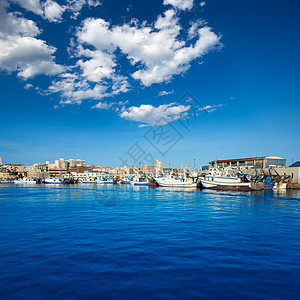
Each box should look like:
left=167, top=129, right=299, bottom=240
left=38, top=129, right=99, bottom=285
left=10, top=0, right=44, bottom=15
left=120, top=103, right=191, bottom=126
left=48, top=70, right=130, bottom=104
left=76, top=9, right=220, bottom=87
left=0, top=2, right=63, bottom=78
left=11, top=0, right=64, bottom=22
left=49, top=73, right=107, bottom=104
left=76, top=49, right=116, bottom=82
left=1, top=0, right=221, bottom=108
left=43, top=0, right=65, bottom=22
left=163, top=0, right=194, bottom=11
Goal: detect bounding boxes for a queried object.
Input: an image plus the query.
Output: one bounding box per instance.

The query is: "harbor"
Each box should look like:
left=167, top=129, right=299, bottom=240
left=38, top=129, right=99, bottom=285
left=0, top=0, right=299, bottom=297
left=1, top=155, right=299, bottom=192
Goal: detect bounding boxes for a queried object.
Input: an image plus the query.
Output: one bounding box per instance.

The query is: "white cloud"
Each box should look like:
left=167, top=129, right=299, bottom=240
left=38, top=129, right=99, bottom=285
left=0, top=3, right=63, bottom=79
left=158, top=90, right=174, bottom=96
left=43, top=0, right=65, bottom=23
left=49, top=74, right=108, bottom=104
left=10, top=0, right=64, bottom=22
left=163, top=0, right=194, bottom=11
left=188, top=19, right=206, bottom=40
left=92, top=101, right=114, bottom=110
left=10, top=0, right=44, bottom=15
left=66, top=0, right=101, bottom=19
left=198, top=104, right=223, bottom=112
left=9, top=0, right=100, bottom=22
left=120, top=103, right=191, bottom=126
left=119, top=102, right=224, bottom=126
left=92, top=99, right=129, bottom=111
left=200, top=2, right=206, bottom=7
left=132, top=27, right=220, bottom=86
left=1, top=0, right=221, bottom=106
left=48, top=71, right=130, bottom=104
left=76, top=49, right=116, bottom=82
left=0, top=1, right=40, bottom=37
left=24, top=83, right=33, bottom=89
left=87, top=0, right=101, bottom=7
left=77, top=9, right=220, bottom=87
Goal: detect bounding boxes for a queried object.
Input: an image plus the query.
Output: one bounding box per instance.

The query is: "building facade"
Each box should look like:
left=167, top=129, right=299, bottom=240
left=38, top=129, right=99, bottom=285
left=140, top=165, right=156, bottom=175
left=209, top=156, right=286, bottom=169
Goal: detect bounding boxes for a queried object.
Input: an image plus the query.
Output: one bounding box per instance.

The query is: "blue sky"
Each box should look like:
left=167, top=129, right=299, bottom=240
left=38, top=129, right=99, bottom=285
left=0, top=0, right=299, bottom=168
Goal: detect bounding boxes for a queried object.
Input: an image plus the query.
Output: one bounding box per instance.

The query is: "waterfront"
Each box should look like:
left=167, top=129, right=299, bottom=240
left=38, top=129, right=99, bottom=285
left=0, top=185, right=299, bottom=298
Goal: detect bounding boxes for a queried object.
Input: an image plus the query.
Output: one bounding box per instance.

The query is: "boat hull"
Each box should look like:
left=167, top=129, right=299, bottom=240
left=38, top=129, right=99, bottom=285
left=130, top=181, right=156, bottom=186
left=44, top=179, right=63, bottom=184
left=156, top=182, right=197, bottom=188
left=96, top=181, right=116, bottom=184
left=122, top=180, right=131, bottom=184
left=155, top=178, right=197, bottom=188
left=273, top=182, right=287, bottom=190
left=14, top=181, right=36, bottom=184
left=200, top=179, right=253, bottom=191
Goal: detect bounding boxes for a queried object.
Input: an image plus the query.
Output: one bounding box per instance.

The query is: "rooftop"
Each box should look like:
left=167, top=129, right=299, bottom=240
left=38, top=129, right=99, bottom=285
left=289, top=161, right=300, bottom=168
left=209, top=156, right=286, bottom=163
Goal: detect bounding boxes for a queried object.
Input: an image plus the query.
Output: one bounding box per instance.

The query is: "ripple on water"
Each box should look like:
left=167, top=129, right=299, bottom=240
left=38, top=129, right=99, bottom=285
left=0, top=184, right=299, bottom=298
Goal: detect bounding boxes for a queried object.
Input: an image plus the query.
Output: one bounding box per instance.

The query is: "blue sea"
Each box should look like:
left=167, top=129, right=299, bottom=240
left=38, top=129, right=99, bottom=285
left=0, top=184, right=299, bottom=299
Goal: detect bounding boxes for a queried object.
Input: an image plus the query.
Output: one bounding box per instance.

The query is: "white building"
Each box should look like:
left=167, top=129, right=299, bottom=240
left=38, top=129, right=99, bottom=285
left=48, top=158, right=87, bottom=169
left=156, top=160, right=163, bottom=175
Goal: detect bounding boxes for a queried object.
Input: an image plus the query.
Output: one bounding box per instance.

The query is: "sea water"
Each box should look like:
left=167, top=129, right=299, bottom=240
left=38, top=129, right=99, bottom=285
left=0, top=184, right=299, bottom=299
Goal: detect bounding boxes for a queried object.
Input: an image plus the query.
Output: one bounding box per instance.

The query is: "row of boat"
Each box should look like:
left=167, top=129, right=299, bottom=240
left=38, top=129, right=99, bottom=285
left=11, top=176, right=117, bottom=185
left=199, top=167, right=290, bottom=191
left=6, top=167, right=290, bottom=191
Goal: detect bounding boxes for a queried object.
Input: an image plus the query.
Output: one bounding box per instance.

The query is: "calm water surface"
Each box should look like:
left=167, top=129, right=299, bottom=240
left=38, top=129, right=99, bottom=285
left=0, top=184, right=299, bottom=299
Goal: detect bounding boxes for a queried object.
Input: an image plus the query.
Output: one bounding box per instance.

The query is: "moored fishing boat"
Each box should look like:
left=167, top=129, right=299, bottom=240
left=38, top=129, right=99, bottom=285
left=130, top=174, right=156, bottom=186
left=155, top=162, right=198, bottom=188
left=251, top=175, right=275, bottom=190
left=96, top=176, right=116, bottom=184
left=155, top=176, right=197, bottom=188
left=120, top=176, right=131, bottom=184
left=0, top=179, right=10, bottom=184
left=14, top=177, right=36, bottom=184
left=44, top=178, right=63, bottom=184
left=79, top=178, right=96, bottom=183
left=200, top=168, right=259, bottom=191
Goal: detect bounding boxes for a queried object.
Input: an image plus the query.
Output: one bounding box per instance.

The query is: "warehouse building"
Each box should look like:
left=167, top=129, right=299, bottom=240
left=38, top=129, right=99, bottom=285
left=209, top=156, right=286, bottom=169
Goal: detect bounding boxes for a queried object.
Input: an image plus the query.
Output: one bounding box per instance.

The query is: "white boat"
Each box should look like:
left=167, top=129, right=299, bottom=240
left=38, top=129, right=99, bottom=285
left=44, top=178, right=63, bottom=184
left=121, top=177, right=131, bottom=184
left=200, top=167, right=254, bottom=191
left=155, top=175, right=197, bottom=188
left=273, top=182, right=287, bottom=190
left=79, top=178, right=96, bottom=183
left=272, top=173, right=291, bottom=190
left=0, top=179, right=9, bottom=184
left=155, top=163, right=198, bottom=188
left=130, top=174, right=156, bottom=186
left=96, top=176, right=116, bottom=184
left=14, top=178, right=36, bottom=184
